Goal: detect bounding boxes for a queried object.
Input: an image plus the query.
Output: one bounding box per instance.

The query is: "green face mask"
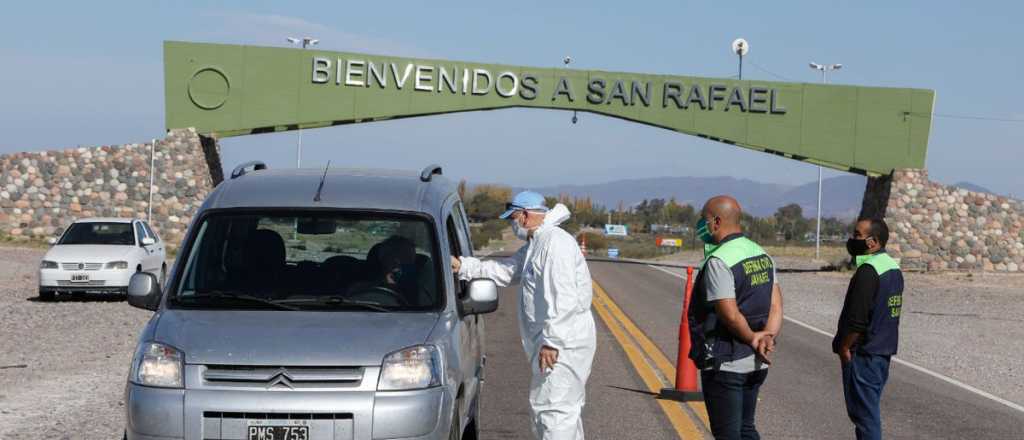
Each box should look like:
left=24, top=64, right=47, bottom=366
left=696, top=218, right=714, bottom=244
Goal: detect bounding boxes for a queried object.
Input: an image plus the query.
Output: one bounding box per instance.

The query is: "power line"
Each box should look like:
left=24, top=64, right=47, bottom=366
left=932, top=113, right=1024, bottom=123
left=907, top=112, right=1024, bottom=123
left=748, top=61, right=794, bottom=81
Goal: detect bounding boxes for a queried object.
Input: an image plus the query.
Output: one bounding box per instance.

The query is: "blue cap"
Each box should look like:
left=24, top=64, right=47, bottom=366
left=499, top=191, right=548, bottom=219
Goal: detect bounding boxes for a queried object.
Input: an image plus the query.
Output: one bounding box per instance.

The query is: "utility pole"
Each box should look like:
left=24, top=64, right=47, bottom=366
left=148, top=138, right=156, bottom=222
left=808, top=62, right=842, bottom=259
left=286, top=37, right=320, bottom=168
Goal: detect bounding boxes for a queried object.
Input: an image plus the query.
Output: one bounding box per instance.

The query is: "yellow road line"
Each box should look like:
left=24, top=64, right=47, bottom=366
left=593, top=280, right=712, bottom=429
left=592, top=286, right=705, bottom=439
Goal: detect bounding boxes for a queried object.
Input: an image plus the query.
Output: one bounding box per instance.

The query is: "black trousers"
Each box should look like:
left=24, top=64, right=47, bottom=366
left=701, top=369, right=769, bottom=440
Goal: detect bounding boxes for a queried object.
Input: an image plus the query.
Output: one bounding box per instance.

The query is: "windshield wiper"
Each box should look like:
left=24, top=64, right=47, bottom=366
left=277, top=296, right=392, bottom=312
left=177, top=290, right=300, bottom=311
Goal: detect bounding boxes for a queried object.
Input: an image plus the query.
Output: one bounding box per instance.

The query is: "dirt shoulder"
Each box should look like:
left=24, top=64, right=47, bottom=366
left=0, top=246, right=152, bottom=439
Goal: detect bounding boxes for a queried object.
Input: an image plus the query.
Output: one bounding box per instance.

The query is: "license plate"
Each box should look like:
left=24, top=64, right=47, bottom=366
left=247, top=423, right=309, bottom=440
left=70, top=273, right=90, bottom=283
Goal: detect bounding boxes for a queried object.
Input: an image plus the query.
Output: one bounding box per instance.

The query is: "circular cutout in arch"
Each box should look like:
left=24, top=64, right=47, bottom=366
left=188, top=67, right=230, bottom=110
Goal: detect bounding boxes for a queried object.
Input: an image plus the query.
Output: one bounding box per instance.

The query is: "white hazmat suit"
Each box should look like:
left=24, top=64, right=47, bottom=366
left=458, top=203, right=597, bottom=440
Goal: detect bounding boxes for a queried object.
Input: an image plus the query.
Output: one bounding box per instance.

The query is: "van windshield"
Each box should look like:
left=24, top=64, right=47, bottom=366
left=171, top=210, right=442, bottom=312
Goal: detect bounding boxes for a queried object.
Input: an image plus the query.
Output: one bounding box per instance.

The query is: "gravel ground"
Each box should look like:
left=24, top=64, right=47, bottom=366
left=654, top=251, right=1024, bottom=407
left=2, top=245, right=1022, bottom=438
left=781, top=270, right=1024, bottom=406
left=0, top=247, right=151, bottom=440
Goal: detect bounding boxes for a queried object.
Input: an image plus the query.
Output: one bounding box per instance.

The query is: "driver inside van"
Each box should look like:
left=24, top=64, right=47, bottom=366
left=349, top=236, right=422, bottom=306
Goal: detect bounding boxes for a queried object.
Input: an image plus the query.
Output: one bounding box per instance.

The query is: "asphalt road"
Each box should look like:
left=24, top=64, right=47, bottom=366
left=582, top=260, right=1024, bottom=439
left=480, top=281, right=681, bottom=440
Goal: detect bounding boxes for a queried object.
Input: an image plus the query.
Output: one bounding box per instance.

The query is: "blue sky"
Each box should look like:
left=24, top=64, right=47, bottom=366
left=1, top=1, right=1021, bottom=198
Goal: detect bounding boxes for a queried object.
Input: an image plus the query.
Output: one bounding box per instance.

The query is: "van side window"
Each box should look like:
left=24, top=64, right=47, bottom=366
left=453, top=202, right=473, bottom=254
left=446, top=215, right=466, bottom=297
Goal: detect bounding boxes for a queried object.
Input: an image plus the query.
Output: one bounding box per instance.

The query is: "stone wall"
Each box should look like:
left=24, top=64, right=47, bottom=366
left=875, top=169, right=1024, bottom=272
left=0, top=128, right=219, bottom=249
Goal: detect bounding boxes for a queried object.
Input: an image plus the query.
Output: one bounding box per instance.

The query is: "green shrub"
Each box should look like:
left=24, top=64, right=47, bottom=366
left=577, top=232, right=608, bottom=250
left=470, top=220, right=508, bottom=250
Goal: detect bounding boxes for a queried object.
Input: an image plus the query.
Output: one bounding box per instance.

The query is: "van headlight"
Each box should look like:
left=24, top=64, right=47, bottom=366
left=130, top=342, right=184, bottom=388
left=106, top=261, right=129, bottom=269
left=40, top=260, right=58, bottom=269
left=378, top=345, right=442, bottom=391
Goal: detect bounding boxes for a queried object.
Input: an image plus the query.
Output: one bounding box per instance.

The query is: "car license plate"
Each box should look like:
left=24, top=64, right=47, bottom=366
left=70, top=273, right=90, bottom=283
left=247, top=422, right=309, bottom=440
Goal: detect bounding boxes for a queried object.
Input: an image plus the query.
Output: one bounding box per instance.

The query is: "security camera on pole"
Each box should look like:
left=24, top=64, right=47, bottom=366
left=286, top=36, right=320, bottom=168
left=808, top=62, right=842, bottom=260
left=732, top=38, right=749, bottom=80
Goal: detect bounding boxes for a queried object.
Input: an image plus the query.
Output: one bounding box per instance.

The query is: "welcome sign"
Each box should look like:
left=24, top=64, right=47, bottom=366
left=165, top=41, right=935, bottom=175
left=309, top=57, right=788, bottom=115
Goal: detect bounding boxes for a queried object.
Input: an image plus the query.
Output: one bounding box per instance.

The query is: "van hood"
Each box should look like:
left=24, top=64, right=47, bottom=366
left=155, top=309, right=440, bottom=367
left=44, top=245, right=135, bottom=262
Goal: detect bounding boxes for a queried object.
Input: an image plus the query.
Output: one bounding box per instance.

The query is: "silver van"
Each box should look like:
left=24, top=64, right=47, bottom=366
left=124, top=163, right=497, bottom=440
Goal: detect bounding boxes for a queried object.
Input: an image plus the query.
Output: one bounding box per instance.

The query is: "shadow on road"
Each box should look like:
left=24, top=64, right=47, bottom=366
left=606, top=385, right=660, bottom=397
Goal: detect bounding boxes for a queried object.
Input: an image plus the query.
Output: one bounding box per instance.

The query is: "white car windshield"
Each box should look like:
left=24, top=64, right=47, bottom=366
left=59, top=222, right=135, bottom=246
left=171, top=210, right=442, bottom=312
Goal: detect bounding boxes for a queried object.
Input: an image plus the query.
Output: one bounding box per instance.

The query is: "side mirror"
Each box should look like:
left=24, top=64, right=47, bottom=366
left=141, top=237, right=155, bottom=246
left=459, top=279, right=498, bottom=315
left=127, top=272, right=160, bottom=311
left=48, top=237, right=57, bottom=245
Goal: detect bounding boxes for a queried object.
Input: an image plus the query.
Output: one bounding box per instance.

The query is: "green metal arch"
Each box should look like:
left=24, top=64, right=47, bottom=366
left=164, top=41, right=934, bottom=175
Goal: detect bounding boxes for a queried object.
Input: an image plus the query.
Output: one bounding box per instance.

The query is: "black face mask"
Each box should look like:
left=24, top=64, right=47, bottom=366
left=846, top=238, right=869, bottom=257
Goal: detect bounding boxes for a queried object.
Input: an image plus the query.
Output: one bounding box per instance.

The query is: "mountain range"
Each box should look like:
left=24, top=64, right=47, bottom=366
left=515, top=176, right=999, bottom=219
left=527, top=175, right=865, bottom=218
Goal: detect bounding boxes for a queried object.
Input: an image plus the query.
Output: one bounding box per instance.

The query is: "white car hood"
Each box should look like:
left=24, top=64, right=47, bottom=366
left=44, top=245, right=136, bottom=262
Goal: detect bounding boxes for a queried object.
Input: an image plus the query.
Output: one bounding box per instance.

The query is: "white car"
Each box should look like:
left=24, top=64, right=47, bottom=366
left=38, top=218, right=166, bottom=300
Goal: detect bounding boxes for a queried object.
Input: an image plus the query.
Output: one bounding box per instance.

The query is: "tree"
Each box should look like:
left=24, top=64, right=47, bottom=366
left=465, top=185, right=512, bottom=221
left=774, top=203, right=810, bottom=241
left=664, top=199, right=696, bottom=226
left=741, top=213, right=777, bottom=244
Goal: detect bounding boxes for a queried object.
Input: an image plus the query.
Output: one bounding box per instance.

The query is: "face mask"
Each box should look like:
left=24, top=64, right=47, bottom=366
left=696, top=218, right=715, bottom=244
left=512, top=218, right=530, bottom=241
left=846, top=238, right=869, bottom=257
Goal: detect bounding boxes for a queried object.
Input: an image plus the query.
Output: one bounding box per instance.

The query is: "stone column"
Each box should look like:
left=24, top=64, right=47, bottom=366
left=0, top=128, right=222, bottom=249
left=860, top=168, right=1024, bottom=272
left=858, top=172, right=893, bottom=220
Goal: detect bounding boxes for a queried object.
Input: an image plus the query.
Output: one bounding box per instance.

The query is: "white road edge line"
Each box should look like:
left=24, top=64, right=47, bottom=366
left=644, top=264, right=1024, bottom=414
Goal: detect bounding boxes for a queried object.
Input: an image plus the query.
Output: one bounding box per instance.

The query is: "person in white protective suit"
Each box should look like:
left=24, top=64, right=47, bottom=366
left=451, top=190, right=597, bottom=440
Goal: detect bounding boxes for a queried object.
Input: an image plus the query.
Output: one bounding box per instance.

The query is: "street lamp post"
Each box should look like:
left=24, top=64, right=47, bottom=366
left=732, top=39, right=749, bottom=80
left=287, top=37, right=319, bottom=168
left=563, top=56, right=578, bottom=124
left=808, top=62, right=842, bottom=260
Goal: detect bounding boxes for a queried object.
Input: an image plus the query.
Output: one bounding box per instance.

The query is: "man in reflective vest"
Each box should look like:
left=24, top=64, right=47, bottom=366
left=833, top=217, right=903, bottom=440
left=688, top=195, right=784, bottom=440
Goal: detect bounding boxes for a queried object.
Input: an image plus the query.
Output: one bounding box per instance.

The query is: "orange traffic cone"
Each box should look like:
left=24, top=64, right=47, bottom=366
left=660, top=266, right=703, bottom=401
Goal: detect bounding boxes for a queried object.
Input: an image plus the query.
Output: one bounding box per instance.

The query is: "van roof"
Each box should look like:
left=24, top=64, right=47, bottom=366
left=201, top=167, right=457, bottom=215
